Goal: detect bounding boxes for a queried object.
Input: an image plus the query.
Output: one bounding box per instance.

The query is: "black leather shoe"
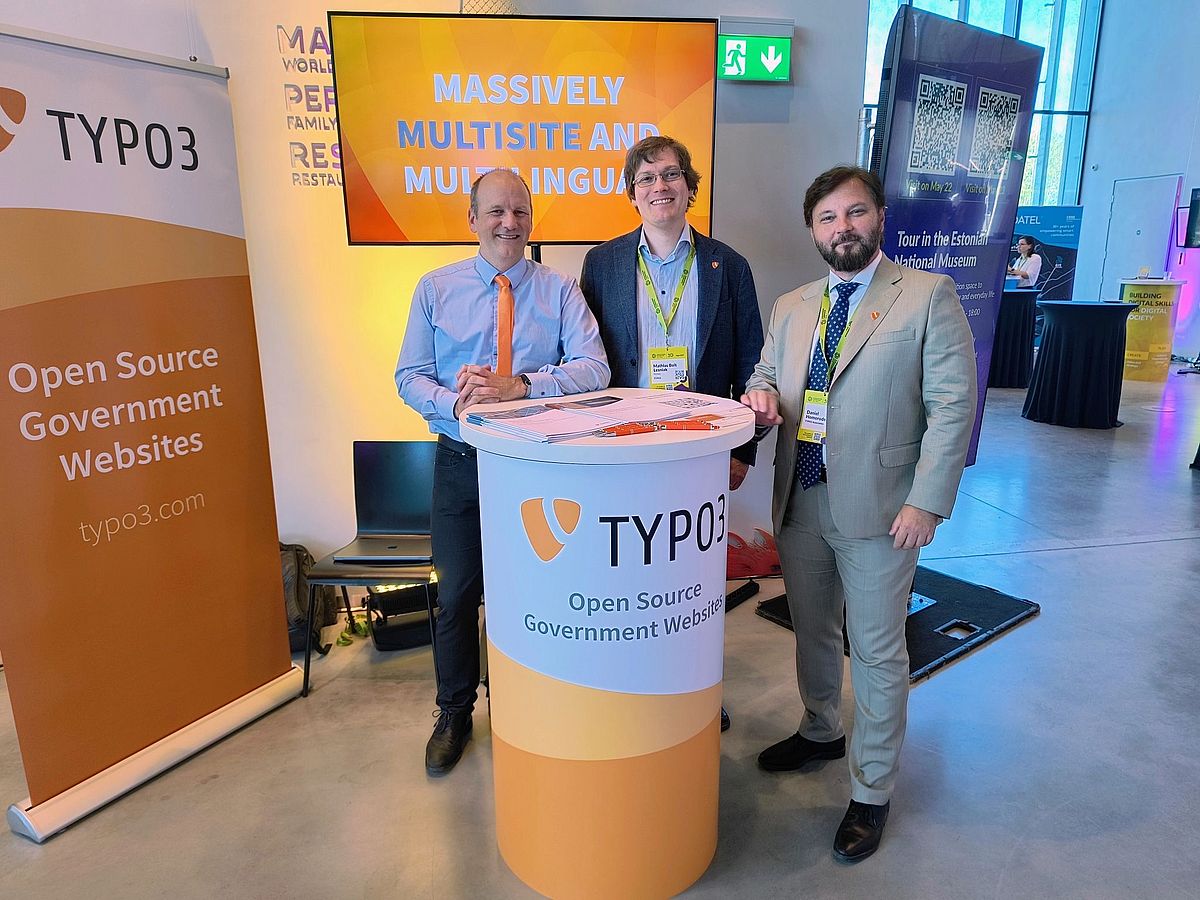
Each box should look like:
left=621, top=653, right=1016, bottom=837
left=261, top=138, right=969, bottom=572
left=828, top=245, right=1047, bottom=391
left=757, top=732, right=846, bottom=771
left=720, top=707, right=731, bottom=732
left=425, top=709, right=473, bottom=776
left=833, top=800, right=890, bottom=863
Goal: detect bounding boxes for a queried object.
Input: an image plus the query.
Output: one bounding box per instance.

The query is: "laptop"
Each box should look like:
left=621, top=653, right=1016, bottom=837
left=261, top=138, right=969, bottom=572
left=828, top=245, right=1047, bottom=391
left=330, top=441, right=436, bottom=565
left=332, top=534, right=432, bottom=565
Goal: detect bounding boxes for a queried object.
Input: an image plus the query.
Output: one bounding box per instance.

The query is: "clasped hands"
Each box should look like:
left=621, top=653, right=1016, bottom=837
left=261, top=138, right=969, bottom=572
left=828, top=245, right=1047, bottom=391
left=452, top=365, right=526, bottom=418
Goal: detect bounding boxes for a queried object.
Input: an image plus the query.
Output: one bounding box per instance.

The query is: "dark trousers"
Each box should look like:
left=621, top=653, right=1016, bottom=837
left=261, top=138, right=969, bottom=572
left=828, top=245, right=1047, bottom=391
left=430, top=436, right=484, bottom=714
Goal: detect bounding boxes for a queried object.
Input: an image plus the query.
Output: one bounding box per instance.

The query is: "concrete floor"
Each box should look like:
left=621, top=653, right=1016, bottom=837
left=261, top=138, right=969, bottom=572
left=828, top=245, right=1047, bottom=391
left=1, top=375, right=1198, bottom=898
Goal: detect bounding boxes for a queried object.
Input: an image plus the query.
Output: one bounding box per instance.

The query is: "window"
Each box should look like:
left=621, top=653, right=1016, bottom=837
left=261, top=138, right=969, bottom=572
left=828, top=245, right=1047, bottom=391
left=862, top=0, right=1103, bottom=206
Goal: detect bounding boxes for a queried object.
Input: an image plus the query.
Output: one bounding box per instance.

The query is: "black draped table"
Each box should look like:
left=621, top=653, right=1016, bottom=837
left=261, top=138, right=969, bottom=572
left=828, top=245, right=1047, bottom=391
left=988, top=288, right=1039, bottom=388
left=1022, top=301, right=1136, bottom=428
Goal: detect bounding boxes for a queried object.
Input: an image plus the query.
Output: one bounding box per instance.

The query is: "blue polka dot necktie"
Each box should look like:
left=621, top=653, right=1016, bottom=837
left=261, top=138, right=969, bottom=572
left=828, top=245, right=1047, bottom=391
left=796, top=281, right=858, bottom=489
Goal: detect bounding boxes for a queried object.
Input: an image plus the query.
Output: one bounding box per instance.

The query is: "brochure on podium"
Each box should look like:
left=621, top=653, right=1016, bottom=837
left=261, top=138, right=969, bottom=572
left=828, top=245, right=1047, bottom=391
left=465, top=393, right=725, bottom=442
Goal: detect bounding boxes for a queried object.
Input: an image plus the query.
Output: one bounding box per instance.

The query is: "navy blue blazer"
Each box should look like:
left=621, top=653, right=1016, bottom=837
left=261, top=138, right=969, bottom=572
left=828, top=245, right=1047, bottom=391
left=580, top=227, right=764, bottom=464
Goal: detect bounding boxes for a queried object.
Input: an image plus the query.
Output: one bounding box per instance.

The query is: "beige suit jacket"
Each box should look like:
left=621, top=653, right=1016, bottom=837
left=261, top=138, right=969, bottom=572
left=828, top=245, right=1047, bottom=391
left=747, top=254, right=977, bottom=538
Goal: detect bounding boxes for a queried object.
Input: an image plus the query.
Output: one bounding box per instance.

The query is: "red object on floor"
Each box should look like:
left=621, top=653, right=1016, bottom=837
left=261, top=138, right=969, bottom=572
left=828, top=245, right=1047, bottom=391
left=727, top=528, right=782, bottom=579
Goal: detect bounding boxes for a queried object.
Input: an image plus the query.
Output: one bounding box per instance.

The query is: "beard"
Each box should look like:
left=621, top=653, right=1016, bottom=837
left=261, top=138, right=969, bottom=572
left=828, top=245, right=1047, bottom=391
left=815, top=222, right=882, bottom=273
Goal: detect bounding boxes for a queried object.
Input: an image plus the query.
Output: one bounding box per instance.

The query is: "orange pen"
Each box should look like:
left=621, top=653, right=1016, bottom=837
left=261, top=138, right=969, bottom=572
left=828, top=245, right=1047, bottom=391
left=597, top=422, right=659, bottom=437
left=653, top=420, right=719, bottom=431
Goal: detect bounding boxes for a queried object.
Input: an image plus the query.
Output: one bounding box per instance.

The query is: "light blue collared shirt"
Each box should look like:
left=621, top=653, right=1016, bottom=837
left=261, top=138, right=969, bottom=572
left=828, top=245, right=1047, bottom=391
left=824, top=250, right=884, bottom=326
left=808, top=251, right=886, bottom=364
left=395, top=254, right=610, bottom=441
left=635, top=225, right=700, bottom=389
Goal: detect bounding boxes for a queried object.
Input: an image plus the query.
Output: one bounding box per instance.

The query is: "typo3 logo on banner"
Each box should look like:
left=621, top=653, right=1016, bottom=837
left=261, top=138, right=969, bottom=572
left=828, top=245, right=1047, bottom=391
left=0, top=87, right=28, bottom=154
left=46, top=109, right=199, bottom=172
left=521, top=498, right=581, bottom=562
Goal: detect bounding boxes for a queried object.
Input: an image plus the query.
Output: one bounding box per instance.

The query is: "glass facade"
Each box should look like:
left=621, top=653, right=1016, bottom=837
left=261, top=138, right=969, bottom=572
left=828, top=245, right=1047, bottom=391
left=862, top=0, right=1103, bottom=206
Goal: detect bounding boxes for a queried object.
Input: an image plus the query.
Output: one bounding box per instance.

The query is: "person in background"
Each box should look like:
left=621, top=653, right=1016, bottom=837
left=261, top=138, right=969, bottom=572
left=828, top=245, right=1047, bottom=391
left=395, top=169, right=609, bottom=777
left=580, top=134, right=764, bottom=734
left=1006, top=235, right=1042, bottom=288
left=742, top=165, right=976, bottom=863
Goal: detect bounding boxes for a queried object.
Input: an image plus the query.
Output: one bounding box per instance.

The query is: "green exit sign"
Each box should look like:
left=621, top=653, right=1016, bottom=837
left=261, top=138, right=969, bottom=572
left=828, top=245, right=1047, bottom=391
left=717, top=33, right=792, bottom=82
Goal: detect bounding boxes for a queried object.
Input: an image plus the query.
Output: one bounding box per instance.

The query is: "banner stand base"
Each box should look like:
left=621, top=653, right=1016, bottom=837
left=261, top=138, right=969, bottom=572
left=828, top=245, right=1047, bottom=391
left=7, top=665, right=303, bottom=843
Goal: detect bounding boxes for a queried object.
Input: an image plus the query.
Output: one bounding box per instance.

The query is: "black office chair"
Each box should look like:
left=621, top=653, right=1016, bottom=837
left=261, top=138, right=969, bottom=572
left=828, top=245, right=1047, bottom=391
left=302, top=440, right=438, bottom=695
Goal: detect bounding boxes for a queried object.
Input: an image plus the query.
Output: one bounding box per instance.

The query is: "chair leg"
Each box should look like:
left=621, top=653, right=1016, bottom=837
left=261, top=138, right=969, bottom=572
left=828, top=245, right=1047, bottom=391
left=303, top=583, right=317, bottom=697
left=339, top=585, right=354, bottom=629
left=424, top=582, right=440, bottom=689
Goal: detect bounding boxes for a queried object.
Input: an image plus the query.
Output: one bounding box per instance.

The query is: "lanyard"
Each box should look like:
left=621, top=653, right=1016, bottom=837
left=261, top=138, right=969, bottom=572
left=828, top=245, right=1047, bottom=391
left=816, top=284, right=856, bottom=377
left=637, top=243, right=696, bottom=336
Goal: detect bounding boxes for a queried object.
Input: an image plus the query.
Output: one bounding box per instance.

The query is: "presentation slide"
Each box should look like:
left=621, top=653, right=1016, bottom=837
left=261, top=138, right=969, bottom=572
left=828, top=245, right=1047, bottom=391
left=329, top=14, right=717, bottom=244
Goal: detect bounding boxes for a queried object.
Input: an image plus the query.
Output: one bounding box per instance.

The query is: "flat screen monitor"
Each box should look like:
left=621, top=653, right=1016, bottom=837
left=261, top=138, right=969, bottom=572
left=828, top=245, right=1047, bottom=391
left=328, top=13, right=717, bottom=245
left=1182, top=188, right=1200, bottom=248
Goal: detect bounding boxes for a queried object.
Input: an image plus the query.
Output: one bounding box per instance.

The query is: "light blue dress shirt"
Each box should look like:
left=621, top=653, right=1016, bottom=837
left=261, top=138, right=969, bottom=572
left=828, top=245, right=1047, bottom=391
left=395, top=254, right=610, bottom=441
left=635, top=226, right=700, bottom=389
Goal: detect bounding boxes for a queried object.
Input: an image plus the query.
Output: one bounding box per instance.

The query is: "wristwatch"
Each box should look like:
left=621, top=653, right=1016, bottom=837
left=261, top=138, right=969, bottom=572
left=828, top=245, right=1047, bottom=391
left=518, top=373, right=531, bottom=398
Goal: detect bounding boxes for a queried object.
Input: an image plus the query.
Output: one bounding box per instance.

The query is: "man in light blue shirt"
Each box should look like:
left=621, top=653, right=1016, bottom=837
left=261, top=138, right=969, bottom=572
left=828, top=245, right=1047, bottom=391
left=395, top=169, right=609, bottom=776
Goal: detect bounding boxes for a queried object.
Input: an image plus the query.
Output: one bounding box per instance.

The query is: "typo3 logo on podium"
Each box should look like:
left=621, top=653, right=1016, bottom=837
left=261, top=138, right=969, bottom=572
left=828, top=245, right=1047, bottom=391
left=521, top=494, right=729, bottom=567
left=45, top=108, right=200, bottom=171
left=0, top=87, right=28, bottom=153
left=521, top=498, right=581, bottom=562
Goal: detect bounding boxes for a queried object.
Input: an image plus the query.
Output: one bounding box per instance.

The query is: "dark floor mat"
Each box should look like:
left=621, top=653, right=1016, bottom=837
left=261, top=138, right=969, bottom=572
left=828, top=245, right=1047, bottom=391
left=754, top=567, right=1039, bottom=682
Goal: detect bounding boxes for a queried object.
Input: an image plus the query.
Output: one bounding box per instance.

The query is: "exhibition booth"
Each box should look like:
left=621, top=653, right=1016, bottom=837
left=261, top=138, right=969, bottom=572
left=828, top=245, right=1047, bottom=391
left=1, top=2, right=1199, bottom=897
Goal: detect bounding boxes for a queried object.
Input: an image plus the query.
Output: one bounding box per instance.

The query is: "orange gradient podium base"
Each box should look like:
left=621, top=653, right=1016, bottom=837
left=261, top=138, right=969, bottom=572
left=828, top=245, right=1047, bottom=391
left=463, top=389, right=753, bottom=898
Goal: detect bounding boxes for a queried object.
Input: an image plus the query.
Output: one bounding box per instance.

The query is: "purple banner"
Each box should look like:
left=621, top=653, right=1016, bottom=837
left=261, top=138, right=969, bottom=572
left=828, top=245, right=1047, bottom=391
left=871, top=8, right=1042, bottom=463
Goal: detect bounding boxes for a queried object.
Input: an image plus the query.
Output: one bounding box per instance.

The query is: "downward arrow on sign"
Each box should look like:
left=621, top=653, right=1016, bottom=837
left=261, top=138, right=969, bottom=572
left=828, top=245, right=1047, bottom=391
left=762, top=46, right=783, bottom=73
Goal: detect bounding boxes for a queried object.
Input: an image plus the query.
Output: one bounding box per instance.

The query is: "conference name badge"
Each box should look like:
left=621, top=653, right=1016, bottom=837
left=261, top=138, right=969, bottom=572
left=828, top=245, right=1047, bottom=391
left=648, top=346, right=689, bottom=390
left=797, top=389, right=829, bottom=444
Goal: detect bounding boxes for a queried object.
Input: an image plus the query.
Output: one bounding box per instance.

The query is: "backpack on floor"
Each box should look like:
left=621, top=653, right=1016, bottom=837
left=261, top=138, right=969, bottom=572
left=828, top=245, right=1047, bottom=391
left=280, top=542, right=339, bottom=653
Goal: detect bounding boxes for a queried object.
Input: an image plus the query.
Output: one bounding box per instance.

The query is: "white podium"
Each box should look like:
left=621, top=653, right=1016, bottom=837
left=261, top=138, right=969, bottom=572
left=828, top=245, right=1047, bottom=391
left=462, top=388, right=754, bottom=899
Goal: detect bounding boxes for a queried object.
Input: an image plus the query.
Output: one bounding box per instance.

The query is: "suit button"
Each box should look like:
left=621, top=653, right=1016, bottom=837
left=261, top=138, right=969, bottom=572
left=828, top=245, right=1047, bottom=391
left=629, top=358, right=636, bottom=366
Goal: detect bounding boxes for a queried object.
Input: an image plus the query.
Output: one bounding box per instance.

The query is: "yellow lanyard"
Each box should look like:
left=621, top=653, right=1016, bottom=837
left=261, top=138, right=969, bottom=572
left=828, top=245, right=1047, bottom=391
left=637, top=243, right=696, bottom=336
left=816, top=284, right=855, bottom=377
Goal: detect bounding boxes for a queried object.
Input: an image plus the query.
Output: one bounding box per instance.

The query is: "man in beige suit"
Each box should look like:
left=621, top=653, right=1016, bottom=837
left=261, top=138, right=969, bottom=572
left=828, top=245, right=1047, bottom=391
left=743, top=166, right=976, bottom=862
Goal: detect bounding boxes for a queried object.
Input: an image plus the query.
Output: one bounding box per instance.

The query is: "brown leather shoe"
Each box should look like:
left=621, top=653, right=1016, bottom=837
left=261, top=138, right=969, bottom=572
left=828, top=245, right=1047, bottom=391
left=757, top=732, right=845, bottom=771
left=833, top=800, right=890, bottom=862
left=425, top=709, right=473, bottom=776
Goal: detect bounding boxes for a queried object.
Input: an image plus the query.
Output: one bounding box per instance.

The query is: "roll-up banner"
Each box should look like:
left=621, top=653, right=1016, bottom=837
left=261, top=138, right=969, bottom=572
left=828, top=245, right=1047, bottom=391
left=1121, top=279, right=1185, bottom=380
left=0, top=27, right=297, bottom=842
left=871, top=8, right=1043, bottom=462
left=1013, top=205, right=1083, bottom=299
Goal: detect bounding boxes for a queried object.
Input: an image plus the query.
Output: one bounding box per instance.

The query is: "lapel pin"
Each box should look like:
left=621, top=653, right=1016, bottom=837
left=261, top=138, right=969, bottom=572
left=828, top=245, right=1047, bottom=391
left=711, top=261, right=719, bottom=269
left=870, top=310, right=880, bottom=320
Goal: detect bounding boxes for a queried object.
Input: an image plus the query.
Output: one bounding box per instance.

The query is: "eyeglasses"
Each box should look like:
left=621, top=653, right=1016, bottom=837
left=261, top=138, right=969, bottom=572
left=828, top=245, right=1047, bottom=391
left=632, top=168, right=684, bottom=189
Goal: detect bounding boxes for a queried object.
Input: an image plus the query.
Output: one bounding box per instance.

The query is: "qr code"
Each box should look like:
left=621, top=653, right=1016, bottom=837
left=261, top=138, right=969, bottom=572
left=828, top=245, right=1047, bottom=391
left=908, top=74, right=967, bottom=176
left=969, top=87, right=1020, bottom=179
left=661, top=396, right=717, bottom=409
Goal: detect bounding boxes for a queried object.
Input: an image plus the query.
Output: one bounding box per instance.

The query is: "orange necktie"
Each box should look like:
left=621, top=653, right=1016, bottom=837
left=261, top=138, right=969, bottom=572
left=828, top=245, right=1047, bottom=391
left=494, top=273, right=514, bottom=378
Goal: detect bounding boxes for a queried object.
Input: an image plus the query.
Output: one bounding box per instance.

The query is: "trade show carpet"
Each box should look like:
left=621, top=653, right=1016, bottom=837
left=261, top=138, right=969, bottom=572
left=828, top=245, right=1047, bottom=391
left=755, top=567, right=1039, bottom=682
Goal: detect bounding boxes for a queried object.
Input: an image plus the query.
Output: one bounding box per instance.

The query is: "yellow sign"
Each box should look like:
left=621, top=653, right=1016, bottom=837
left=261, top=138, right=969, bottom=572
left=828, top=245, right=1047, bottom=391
left=1121, top=280, right=1183, bottom=381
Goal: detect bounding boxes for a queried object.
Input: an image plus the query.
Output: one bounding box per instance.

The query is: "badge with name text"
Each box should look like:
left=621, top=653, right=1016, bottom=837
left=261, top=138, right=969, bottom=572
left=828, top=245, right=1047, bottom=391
left=797, top=388, right=828, bottom=444
left=648, top=346, right=689, bottom=389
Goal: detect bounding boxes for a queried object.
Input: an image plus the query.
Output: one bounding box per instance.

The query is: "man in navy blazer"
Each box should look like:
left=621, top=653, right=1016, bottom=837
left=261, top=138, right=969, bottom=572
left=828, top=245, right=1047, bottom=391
left=580, top=135, right=764, bottom=489
left=580, top=135, right=764, bottom=734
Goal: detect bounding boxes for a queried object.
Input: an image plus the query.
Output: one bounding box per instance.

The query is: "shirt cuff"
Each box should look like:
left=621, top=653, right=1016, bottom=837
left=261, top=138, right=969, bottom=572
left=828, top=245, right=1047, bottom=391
left=436, top=390, right=460, bottom=423
left=525, top=372, right=562, bottom=398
